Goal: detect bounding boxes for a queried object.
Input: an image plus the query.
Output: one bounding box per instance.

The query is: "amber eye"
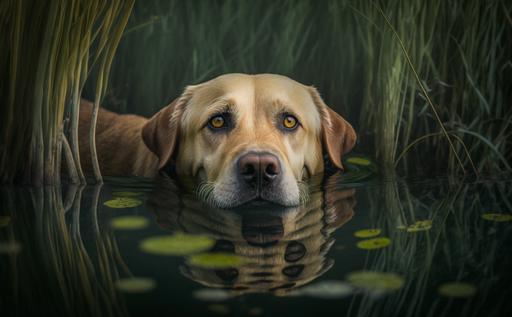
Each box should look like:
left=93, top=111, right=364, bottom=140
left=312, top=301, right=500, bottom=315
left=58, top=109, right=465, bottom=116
left=282, top=115, right=298, bottom=130
left=209, top=115, right=225, bottom=129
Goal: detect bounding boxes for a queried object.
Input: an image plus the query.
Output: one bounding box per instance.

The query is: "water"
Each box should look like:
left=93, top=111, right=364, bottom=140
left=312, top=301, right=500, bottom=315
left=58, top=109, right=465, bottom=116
left=1, top=165, right=512, bottom=316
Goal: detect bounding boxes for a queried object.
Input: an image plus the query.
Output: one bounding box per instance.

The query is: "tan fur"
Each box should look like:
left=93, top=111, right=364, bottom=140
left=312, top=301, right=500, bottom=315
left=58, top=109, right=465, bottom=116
left=78, top=100, right=158, bottom=177
left=79, top=74, right=356, bottom=198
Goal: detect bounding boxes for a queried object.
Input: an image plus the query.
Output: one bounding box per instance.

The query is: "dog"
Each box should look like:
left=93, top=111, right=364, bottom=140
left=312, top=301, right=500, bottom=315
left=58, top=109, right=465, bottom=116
left=79, top=73, right=356, bottom=207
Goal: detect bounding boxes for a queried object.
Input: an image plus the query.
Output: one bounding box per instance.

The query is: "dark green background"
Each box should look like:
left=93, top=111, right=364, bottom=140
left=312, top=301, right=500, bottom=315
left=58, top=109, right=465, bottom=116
left=84, top=0, right=512, bottom=175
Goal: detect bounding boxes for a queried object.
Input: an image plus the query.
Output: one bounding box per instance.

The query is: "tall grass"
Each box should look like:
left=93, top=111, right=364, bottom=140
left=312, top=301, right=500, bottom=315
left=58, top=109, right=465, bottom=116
left=96, top=0, right=511, bottom=176
left=1, top=0, right=510, bottom=184
left=0, top=0, right=134, bottom=185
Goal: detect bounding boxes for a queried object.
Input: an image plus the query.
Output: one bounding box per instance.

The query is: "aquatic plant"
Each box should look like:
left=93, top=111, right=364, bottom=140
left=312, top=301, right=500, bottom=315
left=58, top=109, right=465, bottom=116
left=102, top=0, right=511, bottom=176
left=0, top=0, right=134, bottom=184
left=1, top=0, right=510, bottom=184
left=348, top=176, right=512, bottom=316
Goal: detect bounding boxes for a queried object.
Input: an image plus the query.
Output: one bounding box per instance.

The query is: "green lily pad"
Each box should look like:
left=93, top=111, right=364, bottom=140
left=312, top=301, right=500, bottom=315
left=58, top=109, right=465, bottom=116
left=140, top=233, right=215, bottom=256
left=111, top=216, right=149, bottom=230
left=346, top=157, right=372, bottom=166
left=193, top=288, right=233, bottom=301
left=438, top=282, right=476, bottom=298
left=354, top=229, right=381, bottom=238
left=115, top=277, right=156, bottom=293
left=103, top=197, right=142, bottom=208
left=188, top=252, right=247, bottom=269
left=112, top=191, right=144, bottom=197
left=482, top=213, right=512, bottom=222
left=0, top=241, right=22, bottom=254
left=347, top=271, right=404, bottom=291
left=406, top=220, right=432, bottom=232
left=356, top=237, right=391, bottom=250
left=0, top=216, right=11, bottom=227
left=291, top=280, right=353, bottom=299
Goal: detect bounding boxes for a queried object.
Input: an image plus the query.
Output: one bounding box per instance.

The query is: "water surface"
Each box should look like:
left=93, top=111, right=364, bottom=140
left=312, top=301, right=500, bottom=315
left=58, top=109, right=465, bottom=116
left=1, top=165, right=511, bottom=316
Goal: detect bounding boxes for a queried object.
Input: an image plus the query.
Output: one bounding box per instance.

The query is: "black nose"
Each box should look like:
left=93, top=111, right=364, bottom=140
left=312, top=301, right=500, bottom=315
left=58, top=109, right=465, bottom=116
left=238, top=152, right=280, bottom=186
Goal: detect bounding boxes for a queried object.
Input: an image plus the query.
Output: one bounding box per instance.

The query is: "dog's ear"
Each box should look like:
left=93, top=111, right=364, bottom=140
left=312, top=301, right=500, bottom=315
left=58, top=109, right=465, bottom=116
left=309, top=87, right=356, bottom=170
left=142, top=86, right=195, bottom=170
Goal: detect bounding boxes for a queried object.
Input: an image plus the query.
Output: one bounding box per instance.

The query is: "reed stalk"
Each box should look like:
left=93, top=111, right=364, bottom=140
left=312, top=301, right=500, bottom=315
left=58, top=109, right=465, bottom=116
left=1, top=0, right=510, bottom=182
left=100, top=0, right=510, bottom=176
left=0, top=0, right=134, bottom=185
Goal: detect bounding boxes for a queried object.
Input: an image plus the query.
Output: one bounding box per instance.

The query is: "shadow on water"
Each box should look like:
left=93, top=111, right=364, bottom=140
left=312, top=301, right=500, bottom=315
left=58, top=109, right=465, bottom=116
left=1, top=160, right=512, bottom=316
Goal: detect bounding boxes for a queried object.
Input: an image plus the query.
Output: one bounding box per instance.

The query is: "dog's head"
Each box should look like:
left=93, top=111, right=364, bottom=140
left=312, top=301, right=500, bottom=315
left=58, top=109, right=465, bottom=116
left=142, top=74, right=356, bottom=207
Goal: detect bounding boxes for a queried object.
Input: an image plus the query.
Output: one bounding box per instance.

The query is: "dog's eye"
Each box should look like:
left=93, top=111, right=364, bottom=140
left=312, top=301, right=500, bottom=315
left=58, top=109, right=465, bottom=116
left=209, top=115, right=226, bottom=129
left=282, top=115, right=298, bottom=130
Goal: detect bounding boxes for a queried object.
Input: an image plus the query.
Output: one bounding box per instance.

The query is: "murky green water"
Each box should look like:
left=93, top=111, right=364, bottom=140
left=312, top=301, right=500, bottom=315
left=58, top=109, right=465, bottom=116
left=1, top=161, right=511, bottom=316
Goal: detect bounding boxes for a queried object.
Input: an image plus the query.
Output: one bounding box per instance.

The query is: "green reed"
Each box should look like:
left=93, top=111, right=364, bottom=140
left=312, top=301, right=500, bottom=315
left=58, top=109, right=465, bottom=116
left=1, top=0, right=510, bottom=184
left=0, top=0, right=134, bottom=185
left=98, top=0, right=511, bottom=176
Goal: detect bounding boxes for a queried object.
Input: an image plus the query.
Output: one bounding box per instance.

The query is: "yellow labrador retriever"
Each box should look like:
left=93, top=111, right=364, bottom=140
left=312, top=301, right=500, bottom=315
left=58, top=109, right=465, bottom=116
left=79, top=73, right=356, bottom=207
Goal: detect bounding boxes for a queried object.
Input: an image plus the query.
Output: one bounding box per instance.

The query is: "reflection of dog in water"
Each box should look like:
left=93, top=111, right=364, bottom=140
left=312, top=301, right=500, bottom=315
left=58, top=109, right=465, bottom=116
left=148, top=172, right=356, bottom=296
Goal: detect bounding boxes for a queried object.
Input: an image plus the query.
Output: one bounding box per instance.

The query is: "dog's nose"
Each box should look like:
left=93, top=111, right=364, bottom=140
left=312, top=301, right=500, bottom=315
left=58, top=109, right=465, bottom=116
left=238, top=152, right=280, bottom=185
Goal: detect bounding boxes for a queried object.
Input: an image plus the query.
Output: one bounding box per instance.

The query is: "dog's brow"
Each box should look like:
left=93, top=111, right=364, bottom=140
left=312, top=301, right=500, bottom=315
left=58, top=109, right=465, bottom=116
left=273, top=99, right=297, bottom=115
left=198, top=98, right=237, bottom=130
left=205, top=98, right=236, bottom=116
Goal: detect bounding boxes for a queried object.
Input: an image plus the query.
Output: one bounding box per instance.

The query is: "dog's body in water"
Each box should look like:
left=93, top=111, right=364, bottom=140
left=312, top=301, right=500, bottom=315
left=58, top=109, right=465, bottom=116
left=79, top=73, right=356, bottom=207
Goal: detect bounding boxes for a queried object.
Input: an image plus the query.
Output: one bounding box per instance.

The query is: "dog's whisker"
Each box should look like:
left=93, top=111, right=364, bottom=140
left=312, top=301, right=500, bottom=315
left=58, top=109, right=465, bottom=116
left=195, top=181, right=215, bottom=205
left=298, top=181, right=310, bottom=205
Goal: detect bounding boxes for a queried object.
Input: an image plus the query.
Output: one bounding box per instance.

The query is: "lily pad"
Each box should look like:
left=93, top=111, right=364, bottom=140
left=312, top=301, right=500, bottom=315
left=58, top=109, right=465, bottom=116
left=115, top=277, right=155, bottom=293
left=193, top=288, right=233, bottom=301
left=406, top=220, right=432, bottom=232
left=0, top=241, right=22, bottom=254
left=112, top=191, right=144, bottom=197
left=438, top=282, right=476, bottom=298
left=291, top=280, right=353, bottom=299
left=111, top=216, right=149, bottom=230
left=188, top=252, right=247, bottom=269
left=340, top=155, right=376, bottom=183
left=481, top=213, right=512, bottom=222
left=103, top=197, right=142, bottom=208
left=346, top=157, right=372, bottom=166
left=347, top=271, right=404, bottom=291
left=0, top=216, right=11, bottom=227
left=356, top=237, right=391, bottom=250
left=354, top=229, right=381, bottom=238
left=140, top=233, right=215, bottom=256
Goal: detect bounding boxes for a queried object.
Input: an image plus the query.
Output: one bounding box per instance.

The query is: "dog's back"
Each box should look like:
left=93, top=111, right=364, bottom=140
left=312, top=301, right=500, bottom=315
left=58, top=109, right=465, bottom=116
left=78, top=99, right=158, bottom=177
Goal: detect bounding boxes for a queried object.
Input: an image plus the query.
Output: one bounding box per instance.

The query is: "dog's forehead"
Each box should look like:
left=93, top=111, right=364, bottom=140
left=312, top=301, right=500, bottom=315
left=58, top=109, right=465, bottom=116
left=190, top=73, right=316, bottom=110
left=181, top=74, right=322, bottom=135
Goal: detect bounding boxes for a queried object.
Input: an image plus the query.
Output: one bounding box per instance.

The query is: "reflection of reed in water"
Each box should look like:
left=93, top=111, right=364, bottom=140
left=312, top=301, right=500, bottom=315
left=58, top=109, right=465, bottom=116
left=0, top=186, right=128, bottom=317
left=347, top=177, right=512, bottom=316
left=148, top=172, right=356, bottom=296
